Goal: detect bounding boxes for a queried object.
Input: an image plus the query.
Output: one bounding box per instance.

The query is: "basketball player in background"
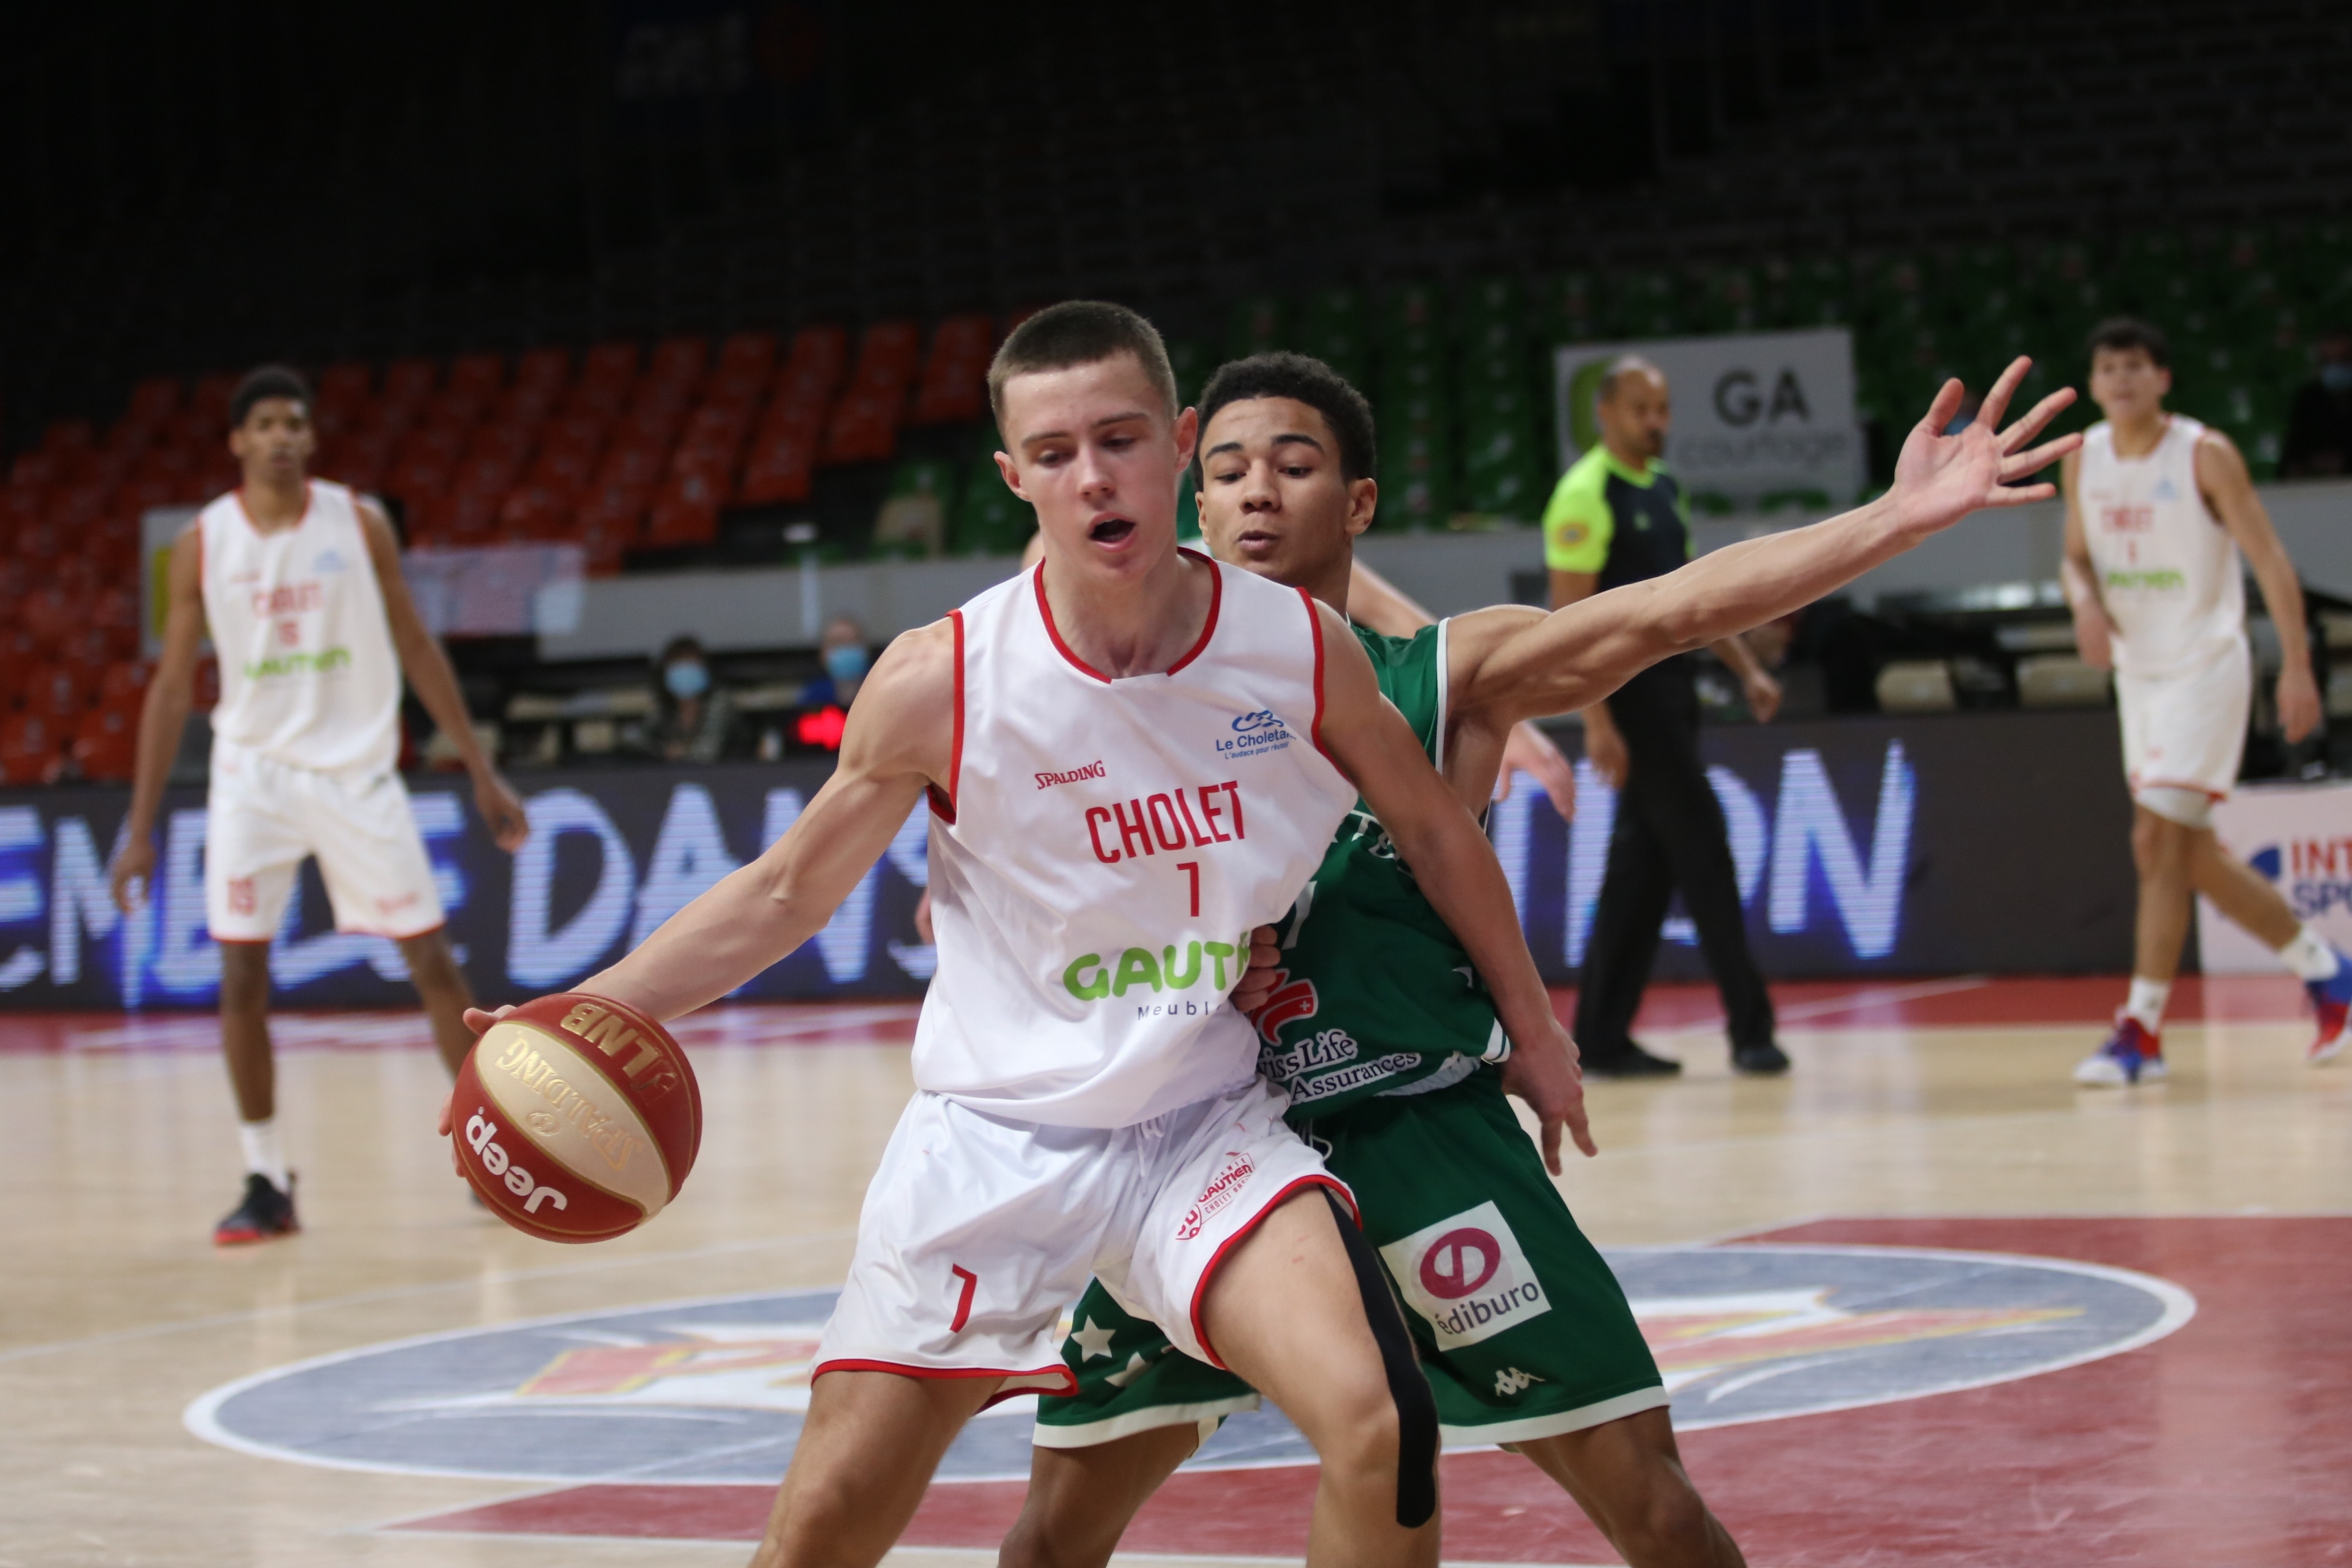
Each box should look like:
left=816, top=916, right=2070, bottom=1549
left=2063, top=318, right=2352, bottom=1084
left=111, top=366, right=530, bottom=1242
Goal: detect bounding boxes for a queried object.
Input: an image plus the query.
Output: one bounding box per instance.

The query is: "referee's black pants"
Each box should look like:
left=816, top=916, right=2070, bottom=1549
left=1574, top=661, right=1777, bottom=1058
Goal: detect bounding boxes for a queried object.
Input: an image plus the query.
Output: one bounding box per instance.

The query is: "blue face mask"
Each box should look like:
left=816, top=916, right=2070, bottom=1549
left=665, top=661, right=710, bottom=699
left=2322, top=363, right=2352, bottom=394
left=824, top=645, right=869, bottom=684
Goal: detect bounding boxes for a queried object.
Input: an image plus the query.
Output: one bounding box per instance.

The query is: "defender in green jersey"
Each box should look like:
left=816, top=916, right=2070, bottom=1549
left=1004, top=351, right=2082, bottom=1568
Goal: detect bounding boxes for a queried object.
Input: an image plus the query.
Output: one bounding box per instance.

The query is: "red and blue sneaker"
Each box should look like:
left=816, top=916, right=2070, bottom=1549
left=2074, top=1016, right=2165, bottom=1087
left=2306, top=954, right=2352, bottom=1065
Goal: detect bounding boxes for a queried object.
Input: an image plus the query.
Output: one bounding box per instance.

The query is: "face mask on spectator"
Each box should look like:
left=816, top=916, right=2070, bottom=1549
left=824, top=645, right=869, bottom=684
left=2322, top=363, right=2352, bottom=394
left=665, top=661, right=710, bottom=699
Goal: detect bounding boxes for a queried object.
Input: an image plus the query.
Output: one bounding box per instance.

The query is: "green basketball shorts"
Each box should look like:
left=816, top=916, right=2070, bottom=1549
left=1035, top=1069, right=1668, bottom=1449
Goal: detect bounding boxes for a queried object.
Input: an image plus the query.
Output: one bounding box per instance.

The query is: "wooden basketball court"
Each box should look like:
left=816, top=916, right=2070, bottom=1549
left=6, top=977, right=2347, bottom=1566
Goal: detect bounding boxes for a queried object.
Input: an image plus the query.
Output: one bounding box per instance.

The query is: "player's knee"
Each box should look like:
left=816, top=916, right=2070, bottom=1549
left=1612, top=1466, right=1712, bottom=1560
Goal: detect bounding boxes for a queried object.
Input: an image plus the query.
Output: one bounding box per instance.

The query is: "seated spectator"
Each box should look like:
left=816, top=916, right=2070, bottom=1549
left=650, top=635, right=734, bottom=763
left=799, top=615, right=872, bottom=710
left=2282, top=328, right=2352, bottom=477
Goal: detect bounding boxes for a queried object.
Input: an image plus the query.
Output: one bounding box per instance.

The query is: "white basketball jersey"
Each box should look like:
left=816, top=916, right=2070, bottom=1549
left=2079, top=415, right=2245, bottom=679
left=915, top=552, right=1359, bottom=1129
left=198, top=481, right=405, bottom=775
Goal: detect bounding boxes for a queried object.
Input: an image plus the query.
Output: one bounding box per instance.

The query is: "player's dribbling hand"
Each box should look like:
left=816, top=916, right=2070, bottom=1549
left=107, top=837, right=156, bottom=916
left=1583, top=721, right=1630, bottom=792
left=1501, top=1023, right=1597, bottom=1173
left=439, top=1005, right=517, bottom=1162
left=2071, top=605, right=2116, bottom=672
left=1231, top=925, right=1283, bottom=1013
left=1743, top=670, right=1783, bottom=724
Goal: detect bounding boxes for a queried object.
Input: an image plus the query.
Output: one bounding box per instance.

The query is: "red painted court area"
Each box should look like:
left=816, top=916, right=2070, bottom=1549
left=0, top=973, right=2315, bottom=1055
left=392, top=1216, right=2352, bottom=1566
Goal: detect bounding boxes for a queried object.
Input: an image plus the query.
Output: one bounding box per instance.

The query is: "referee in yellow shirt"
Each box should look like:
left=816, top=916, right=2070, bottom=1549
left=1544, top=356, right=1789, bottom=1076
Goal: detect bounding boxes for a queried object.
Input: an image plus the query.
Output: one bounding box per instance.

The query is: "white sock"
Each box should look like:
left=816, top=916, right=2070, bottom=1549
left=2122, top=977, right=2170, bottom=1034
left=2276, top=923, right=2341, bottom=983
left=239, top=1120, right=289, bottom=1193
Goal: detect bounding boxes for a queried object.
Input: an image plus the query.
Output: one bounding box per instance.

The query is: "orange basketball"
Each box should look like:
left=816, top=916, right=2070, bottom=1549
left=451, top=993, right=701, bottom=1243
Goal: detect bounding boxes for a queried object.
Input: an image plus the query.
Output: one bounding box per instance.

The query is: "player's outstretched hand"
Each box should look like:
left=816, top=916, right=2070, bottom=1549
left=1231, top=925, right=1283, bottom=1013
left=1890, top=356, right=2081, bottom=540
left=1496, top=721, right=1577, bottom=821
left=476, top=771, right=531, bottom=854
left=1500, top=1023, right=1598, bottom=1174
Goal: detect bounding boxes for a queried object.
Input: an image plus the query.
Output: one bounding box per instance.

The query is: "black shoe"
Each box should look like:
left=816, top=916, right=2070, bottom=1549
left=1732, top=1042, right=1792, bottom=1076
left=214, top=1173, right=300, bottom=1246
left=1581, top=1042, right=1683, bottom=1079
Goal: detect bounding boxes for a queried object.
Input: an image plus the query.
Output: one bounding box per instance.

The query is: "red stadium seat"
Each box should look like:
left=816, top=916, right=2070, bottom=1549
left=491, top=383, right=559, bottom=428
left=0, top=714, right=65, bottom=786
left=496, top=483, right=571, bottom=541
left=644, top=334, right=707, bottom=395
left=317, top=361, right=374, bottom=410
left=645, top=469, right=726, bottom=548
left=581, top=341, right=641, bottom=395
left=467, top=423, right=538, bottom=470
left=21, top=583, right=85, bottom=649
left=43, top=420, right=97, bottom=458
left=9, top=450, right=59, bottom=491
left=737, top=411, right=823, bottom=506
left=522, top=443, right=597, bottom=497
left=820, top=322, right=922, bottom=464
left=612, top=399, right=686, bottom=452
left=71, top=704, right=139, bottom=782
left=777, top=326, right=850, bottom=408
left=447, top=352, right=506, bottom=401
left=594, top=441, right=669, bottom=495
left=707, top=331, right=778, bottom=405
left=98, top=660, right=153, bottom=710
left=188, top=373, right=238, bottom=428
left=514, top=347, right=571, bottom=397
left=127, top=375, right=184, bottom=429
left=910, top=314, right=994, bottom=425
left=382, top=358, right=439, bottom=412
left=22, top=662, right=92, bottom=724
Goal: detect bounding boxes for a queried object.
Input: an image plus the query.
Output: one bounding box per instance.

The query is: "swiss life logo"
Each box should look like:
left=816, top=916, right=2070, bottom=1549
left=1378, top=1200, right=1551, bottom=1350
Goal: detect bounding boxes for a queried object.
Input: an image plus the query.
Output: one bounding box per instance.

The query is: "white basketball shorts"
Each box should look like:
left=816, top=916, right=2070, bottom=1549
left=814, top=1076, right=1351, bottom=1398
left=205, top=738, right=446, bottom=944
left=2116, top=638, right=2252, bottom=806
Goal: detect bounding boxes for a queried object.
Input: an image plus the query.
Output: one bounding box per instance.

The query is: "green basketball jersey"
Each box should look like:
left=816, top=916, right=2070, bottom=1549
left=1256, top=621, right=1508, bottom=1118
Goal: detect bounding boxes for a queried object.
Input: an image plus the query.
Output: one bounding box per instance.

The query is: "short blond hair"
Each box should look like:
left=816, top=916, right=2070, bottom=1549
left=986, top=300, right=1179, bottom=434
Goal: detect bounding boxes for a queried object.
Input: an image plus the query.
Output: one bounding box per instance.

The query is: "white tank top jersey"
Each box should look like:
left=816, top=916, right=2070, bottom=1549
left=2079, top=415, right=2247, bottom=680
left=198, top=480, right=405, bottom=775
left=915, top=551, right=1359, bottom=1129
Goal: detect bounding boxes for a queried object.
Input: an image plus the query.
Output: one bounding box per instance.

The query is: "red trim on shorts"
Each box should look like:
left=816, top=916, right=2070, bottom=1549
left=929, top=610, right=964, bottom=822
left=1299, top=587, right=1334, bottom=765
left=1163, top=548, right=1222, bottom=675
left=1032, top=548, right=1223, bottom=684
left=2128, top=775, right=2227, bottom=801
left=812, top=1358, right=1077, bottom=1408
left=210, top=936, right=275, bottom=946
left=1187, top=1174, right=1359, bottom=1372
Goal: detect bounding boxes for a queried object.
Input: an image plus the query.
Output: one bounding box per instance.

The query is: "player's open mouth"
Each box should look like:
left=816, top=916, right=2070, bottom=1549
left=1087, top=517, right=1136, bottom=545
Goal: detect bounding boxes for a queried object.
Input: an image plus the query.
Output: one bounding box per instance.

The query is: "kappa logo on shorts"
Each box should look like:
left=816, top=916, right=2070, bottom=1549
left=1378, top=1200, right=1551, bottom=1350
left=1175, top=1150, right=1256, bottom=1241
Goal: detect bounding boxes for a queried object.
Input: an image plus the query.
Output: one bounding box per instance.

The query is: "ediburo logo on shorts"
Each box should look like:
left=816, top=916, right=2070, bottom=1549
left=1174, top=1150, right=1255, bottom=1241
left=1377, top=1200, right=1551, bottom=1349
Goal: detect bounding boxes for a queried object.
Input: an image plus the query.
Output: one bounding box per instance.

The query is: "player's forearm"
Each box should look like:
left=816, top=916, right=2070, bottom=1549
left=124, top=680, right=194, bottom=838
left=583, top=857, right=831, bottom=1020
left=1709, top=633, right=1764, bottom=683
left=2249, top=552, right=2314, bottom=672
left=398, top=630, right=495, bottom=774
left=1485, top=496, right=1905, bottom=718
left=1393, top=807, right=1558, bottom=1050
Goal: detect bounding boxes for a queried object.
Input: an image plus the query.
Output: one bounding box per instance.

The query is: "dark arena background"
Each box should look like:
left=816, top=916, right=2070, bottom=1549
left=3, top=5, right=2349, bottom=1566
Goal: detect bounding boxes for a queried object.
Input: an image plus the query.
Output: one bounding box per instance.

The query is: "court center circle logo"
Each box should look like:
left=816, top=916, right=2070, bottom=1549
left=188, top=1243, right=2193, bottom=1486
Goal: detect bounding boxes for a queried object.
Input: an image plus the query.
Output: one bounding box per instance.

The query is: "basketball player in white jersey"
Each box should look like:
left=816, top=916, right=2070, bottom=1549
left=448, top=302, right=1588, bottom=1567
left=111, top=366, right=530, bottom=1242
left=2062, top=318, right=2352, bottom=1084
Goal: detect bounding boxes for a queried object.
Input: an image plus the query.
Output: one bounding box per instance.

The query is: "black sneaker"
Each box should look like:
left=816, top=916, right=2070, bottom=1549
left=1732, top=1042, right=1792, bottom=1076
left=1581, top=1043, right=1683, bottom=1079
left=214, top=1173, right=300, bottom=1246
